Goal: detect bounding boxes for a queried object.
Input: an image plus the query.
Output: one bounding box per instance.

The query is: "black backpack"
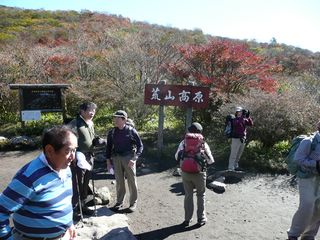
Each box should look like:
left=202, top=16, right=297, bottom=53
left=224, top=114, right=235, bottom=138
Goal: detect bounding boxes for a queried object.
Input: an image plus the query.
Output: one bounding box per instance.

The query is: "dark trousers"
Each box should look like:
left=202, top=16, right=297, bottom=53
left=71, top=153, right=93, bottom=208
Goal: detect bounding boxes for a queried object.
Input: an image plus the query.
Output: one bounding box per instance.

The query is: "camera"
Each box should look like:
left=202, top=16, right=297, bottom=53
left=242, top=109, right=250, bottom=118
left=92, top=136, right=106, bottom=146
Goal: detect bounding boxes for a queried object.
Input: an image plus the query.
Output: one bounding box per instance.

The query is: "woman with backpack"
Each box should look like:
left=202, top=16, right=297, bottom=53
left=175, top=122, right=214, bottom=227
left=227, top=106, right=253, bottom=171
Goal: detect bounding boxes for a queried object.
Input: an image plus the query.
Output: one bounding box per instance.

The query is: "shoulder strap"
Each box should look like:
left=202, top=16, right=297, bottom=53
left=111, top=127, right=116, bottom=141
left=110, top=125, right=135, bottom=142
left=311, top=134, right=318, bottom=151
left=127, top=125, right=136, bottom=144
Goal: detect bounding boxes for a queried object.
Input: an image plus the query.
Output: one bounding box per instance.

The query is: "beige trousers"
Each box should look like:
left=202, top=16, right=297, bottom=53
left=181, top=171, right=207, bottom=222
left=113, top=154, right=138, bottom=206
left=287, top=176, right=320, bottom=239
left=228, top=138, right=246, bottom=170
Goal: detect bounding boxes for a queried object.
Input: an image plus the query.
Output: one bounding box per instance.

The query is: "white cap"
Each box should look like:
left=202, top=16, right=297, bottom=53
left=235, top=107, right=243, bottom=112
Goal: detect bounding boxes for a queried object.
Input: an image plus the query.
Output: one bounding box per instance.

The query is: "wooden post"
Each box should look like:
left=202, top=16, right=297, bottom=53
left=157, top=80, right=166, bottom=160
left=61, top=88, right=67, bottom=123
left=19, top=89, right=25, bottom=128
left=185, top=80, right=195, bottom=132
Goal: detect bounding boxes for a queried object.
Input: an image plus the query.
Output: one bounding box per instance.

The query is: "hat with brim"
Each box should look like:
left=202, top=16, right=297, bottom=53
left=235, top=107, right=243, bottom=112
left=188, top=122, right=203, bottom=133
left=113, top=110, right=127, bottom=119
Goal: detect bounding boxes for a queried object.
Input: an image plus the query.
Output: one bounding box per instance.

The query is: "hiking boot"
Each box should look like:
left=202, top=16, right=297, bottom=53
left=287, top=237, right=298, bottom=240
left=128, top=203, right=137, bottom=213
left=110, top=203, right=123, bottom=212
left=235, top=167, right=244, bottom=171
left=182, top=220, right=191, bottom=227
left=82, top=206, right=95, bottom=216
left=197, top=218, right=207, bottom=226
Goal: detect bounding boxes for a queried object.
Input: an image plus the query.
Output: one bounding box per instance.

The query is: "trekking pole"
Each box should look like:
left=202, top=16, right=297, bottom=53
left=91, top=168, right=97, bottom=216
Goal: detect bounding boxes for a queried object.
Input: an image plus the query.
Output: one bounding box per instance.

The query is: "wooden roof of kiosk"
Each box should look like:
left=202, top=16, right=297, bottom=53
left=9, top=83, right=71, bottom=89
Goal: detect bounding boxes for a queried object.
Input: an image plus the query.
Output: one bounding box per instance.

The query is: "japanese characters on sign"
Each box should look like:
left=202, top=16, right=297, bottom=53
left=144, top=84, right=210, bottom=109
left=22, top=89, right=62, bottom=111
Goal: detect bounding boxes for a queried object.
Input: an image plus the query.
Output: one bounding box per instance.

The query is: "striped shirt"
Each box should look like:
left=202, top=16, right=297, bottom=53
left=0, top=153, right=73, bottom=239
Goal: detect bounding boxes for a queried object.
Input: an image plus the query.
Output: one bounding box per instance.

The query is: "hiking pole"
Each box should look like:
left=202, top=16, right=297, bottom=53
left=91, top=167, right=97, bottom=216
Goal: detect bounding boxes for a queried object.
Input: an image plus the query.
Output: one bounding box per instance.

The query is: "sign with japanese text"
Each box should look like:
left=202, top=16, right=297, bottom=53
left=144, top=84, right=210, bottom=108
left=22, top=88, right=62, bottom=111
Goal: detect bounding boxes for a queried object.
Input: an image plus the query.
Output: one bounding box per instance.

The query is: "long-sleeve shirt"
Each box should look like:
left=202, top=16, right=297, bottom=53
left=294, top=132, right=320, bottom=177
left=0, top=153, right=73, bottom=239
left=106, top=125, right=143, bottom=159
left=232, top=116, right=253, bottom=138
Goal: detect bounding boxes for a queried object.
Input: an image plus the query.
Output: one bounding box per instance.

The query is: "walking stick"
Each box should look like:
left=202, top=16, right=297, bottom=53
left=91, top=166, right=97, bottom=216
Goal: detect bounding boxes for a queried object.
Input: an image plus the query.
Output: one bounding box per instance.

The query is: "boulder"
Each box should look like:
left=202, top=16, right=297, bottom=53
left=75, top=206, right=136, bottom=240
left=207, top=181, right=226, bottom=194
left=9, top=136, right=36, bottom=149
left=172, top=167, right=182, bottom=177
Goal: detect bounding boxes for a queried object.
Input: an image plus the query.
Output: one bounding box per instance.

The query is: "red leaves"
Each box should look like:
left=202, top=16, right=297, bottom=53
left=168, top=39, right=280, bottom=96
left=44, top=54, right=76, bottom=79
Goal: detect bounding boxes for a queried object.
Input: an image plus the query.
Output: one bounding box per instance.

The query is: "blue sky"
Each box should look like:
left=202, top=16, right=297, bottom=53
left=2, top=0, right=319, bottom=52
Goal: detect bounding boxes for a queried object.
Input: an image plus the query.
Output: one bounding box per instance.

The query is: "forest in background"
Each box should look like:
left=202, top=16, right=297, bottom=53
left=1, top=5, right=320, bottom=172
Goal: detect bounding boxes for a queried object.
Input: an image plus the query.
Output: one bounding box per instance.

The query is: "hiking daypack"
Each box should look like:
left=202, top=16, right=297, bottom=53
left=286, top=134, right=317, bottom=176
left=180, top=133, right=206, bottom=173
left=224, top=114, right=235, bottom=138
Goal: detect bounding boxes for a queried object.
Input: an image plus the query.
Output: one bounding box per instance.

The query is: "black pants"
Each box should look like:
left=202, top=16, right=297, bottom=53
left=71, top=162, right=92, bottom=208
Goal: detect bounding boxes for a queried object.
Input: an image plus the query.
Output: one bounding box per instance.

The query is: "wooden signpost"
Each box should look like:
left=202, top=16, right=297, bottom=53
left=144, top=82, right=210, bottom=158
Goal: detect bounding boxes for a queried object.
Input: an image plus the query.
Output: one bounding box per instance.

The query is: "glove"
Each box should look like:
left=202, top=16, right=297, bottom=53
left=92, top=136, right=106, bottom=146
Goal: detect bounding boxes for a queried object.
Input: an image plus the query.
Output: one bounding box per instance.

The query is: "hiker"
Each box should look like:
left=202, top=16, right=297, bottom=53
left=68, top=102, right=97, bottom=216
left=175, top=122, right=214, bottom=227
left=227, top=106, right=253, bottom=171
left=0, top=126, right=77, bottom=240
left=287, top=121, right=320, bottom=240
left=126, top=118, right=135, bottom=128
left=106, top=110, right=143, bottom=212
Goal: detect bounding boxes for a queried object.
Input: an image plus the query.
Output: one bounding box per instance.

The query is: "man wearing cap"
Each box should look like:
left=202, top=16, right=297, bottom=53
left=106, top=110, right=143, bottom=212
left=175, top=122, right=214, bottom=227
left=227, top=106, right=253, bottom=171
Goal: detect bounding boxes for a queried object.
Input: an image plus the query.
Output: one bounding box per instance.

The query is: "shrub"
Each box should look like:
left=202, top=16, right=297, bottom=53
left=241, top=140, right=289, bottom=173
left=218, top=89, right=320, bottom=147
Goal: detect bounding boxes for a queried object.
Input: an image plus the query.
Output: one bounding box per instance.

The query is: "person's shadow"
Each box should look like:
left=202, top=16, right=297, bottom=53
left=134, top=223, right=201, bottom=240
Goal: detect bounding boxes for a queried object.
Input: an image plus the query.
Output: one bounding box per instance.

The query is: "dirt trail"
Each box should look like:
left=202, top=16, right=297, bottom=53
left=0, top=150, right=313, bottom=240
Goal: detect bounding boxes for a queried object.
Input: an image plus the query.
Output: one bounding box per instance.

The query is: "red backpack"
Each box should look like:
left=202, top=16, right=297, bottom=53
left=180, top=133, right=205, bottom=173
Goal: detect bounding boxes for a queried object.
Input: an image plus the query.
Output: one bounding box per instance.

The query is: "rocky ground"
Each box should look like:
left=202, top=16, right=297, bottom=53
left=0, top=150, right=316, bottom=240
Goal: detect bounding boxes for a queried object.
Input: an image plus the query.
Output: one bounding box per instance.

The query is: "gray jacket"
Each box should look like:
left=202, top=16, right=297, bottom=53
left=294, top=132, right=320, bottom=178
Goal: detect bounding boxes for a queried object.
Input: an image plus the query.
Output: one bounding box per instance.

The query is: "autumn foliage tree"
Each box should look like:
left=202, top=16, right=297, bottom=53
left=167, top=39, right=281, bottom=100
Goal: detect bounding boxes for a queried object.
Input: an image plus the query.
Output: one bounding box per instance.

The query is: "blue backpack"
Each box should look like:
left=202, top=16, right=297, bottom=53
left=224, top=114, right=235, bottom=138
left=286, top=134, right=317, bottom=177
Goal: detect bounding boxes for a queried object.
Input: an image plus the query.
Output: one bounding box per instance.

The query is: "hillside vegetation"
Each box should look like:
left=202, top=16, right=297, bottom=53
left=1, top=6, right=320, bottom=172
